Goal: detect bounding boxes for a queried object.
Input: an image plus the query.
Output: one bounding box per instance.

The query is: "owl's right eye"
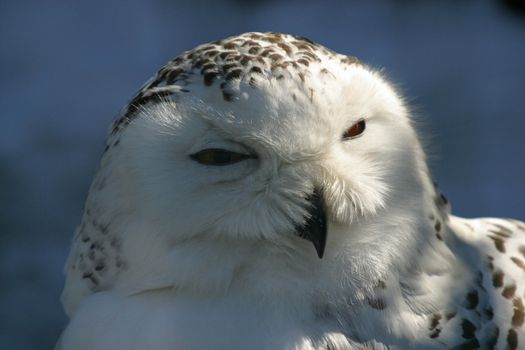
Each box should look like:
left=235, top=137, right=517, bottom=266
left=190, top=148, right=255, bottom=166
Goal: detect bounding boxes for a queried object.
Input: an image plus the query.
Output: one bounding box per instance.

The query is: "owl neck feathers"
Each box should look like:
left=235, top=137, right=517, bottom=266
left=324, top=162, right=459, bottom=344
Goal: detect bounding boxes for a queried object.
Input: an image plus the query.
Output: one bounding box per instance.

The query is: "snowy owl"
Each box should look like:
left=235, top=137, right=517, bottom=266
left=58, top=32, right=525, bottom=350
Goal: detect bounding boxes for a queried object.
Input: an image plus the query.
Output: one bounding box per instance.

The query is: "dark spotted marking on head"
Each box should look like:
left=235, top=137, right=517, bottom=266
left=488, top=235, right=506, bottom=253
left=340, top=56, right=361, bottom=65
left=89, top=241, right=103, bottom=251
left=71, top=212, right=125, bottom=292
left=489, top=229, right=512, bottom=239
left=461, top=319, right=476, bottom=339
left=512, top=297, right=525, bottom=327
left=292, top=41, right=315, bottom=51
left=219, top=81, right=235, bottom=102
left=487, top=256, right=494, bottom=271
left=493, top=223, right=513, bottom=234
left=164, top=68, right=185, bottom=84
left=223, top=42, right=237, bottom=50
left=222, top=90, right=234, bottom=102
left=429, top=313, right=441, bottom=337
left=375, top=280, right=387, bottom=289
left=511, top=256, right=525, bottom=271
left=484, top=306, right=494, bottom=320
left=248, top=46, right=262, bottom=55
left=299, top=50, right=320, bottom=61
left=464, top=290, right=479, bottom=309
left=224, top=69, right=243, bottom=81
left=218, top=51, right=236, bottom=60
left=366, top=297, right=386, bottom=310
left=493, top=270, right=504, bottom=287
left=507, top=328, right=518, bottom=350
left=201, top=62, right=217, bottom=72
left=503, top=284, right=517, bottom=299
left=259, top=48, right=275, bottom=58
left=429, top=328, right=441, bottom=339
left=519, top=245, right=525, bottom=259
left=434, top=219, right=443, bottom=240
left=276, top=42, right=292, bottom=55
left=432, top=189, right=450, bottom=218
left=82, top=272, right=99, bottom=286
left=203, top=49, right=220, bottom=57
left=269, top=53, right=284, bottom=62
left=222, top=63, right=240, bottom=72
left=297, top=58, right=310, bottom=66
left=109, top=32, right=361, bottom=131
left=445, top=311, right=456, bottom=320
left=203, top=72, right=218, bottom=86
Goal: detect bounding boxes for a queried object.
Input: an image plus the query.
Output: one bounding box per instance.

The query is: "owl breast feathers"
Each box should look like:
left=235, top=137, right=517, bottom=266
left=57, top=32, right=525, bottom=350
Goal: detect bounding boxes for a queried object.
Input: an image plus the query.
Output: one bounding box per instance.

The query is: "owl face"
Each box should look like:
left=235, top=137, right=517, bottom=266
left=111, top=61, right=424, bottom=260
left=62, top=33, right=442, bottom=318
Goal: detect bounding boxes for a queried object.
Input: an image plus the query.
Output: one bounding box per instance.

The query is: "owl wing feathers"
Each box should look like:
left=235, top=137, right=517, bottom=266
left=441, top=216, right=525, bottom=349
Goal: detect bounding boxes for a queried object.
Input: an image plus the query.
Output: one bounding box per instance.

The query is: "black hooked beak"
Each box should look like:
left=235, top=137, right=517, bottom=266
left=295, top=188, right=327, bottom=259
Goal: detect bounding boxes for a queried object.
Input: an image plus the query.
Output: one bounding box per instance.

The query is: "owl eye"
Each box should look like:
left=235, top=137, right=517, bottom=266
left=343, top=119, right=366, bottom=140
left=190, top=148, right=254, bottom=166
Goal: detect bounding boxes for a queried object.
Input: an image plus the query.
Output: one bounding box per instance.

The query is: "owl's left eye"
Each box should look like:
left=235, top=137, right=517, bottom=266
left=190, top=148, right=254, bottom=166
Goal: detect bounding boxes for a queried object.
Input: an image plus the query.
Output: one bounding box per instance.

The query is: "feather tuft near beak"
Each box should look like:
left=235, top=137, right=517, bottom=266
left=295, top=188, right=327, bottom=259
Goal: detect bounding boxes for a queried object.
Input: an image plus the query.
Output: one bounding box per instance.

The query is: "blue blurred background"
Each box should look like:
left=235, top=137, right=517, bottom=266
left=1, top=0, right=524, bottom=349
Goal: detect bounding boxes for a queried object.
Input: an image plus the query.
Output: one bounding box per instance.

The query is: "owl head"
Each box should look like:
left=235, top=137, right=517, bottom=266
left=75, top=33, right=442, bottom=304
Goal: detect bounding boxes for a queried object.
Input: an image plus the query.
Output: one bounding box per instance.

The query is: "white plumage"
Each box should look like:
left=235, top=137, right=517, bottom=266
left=58, top=32, right=525, bottom=349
